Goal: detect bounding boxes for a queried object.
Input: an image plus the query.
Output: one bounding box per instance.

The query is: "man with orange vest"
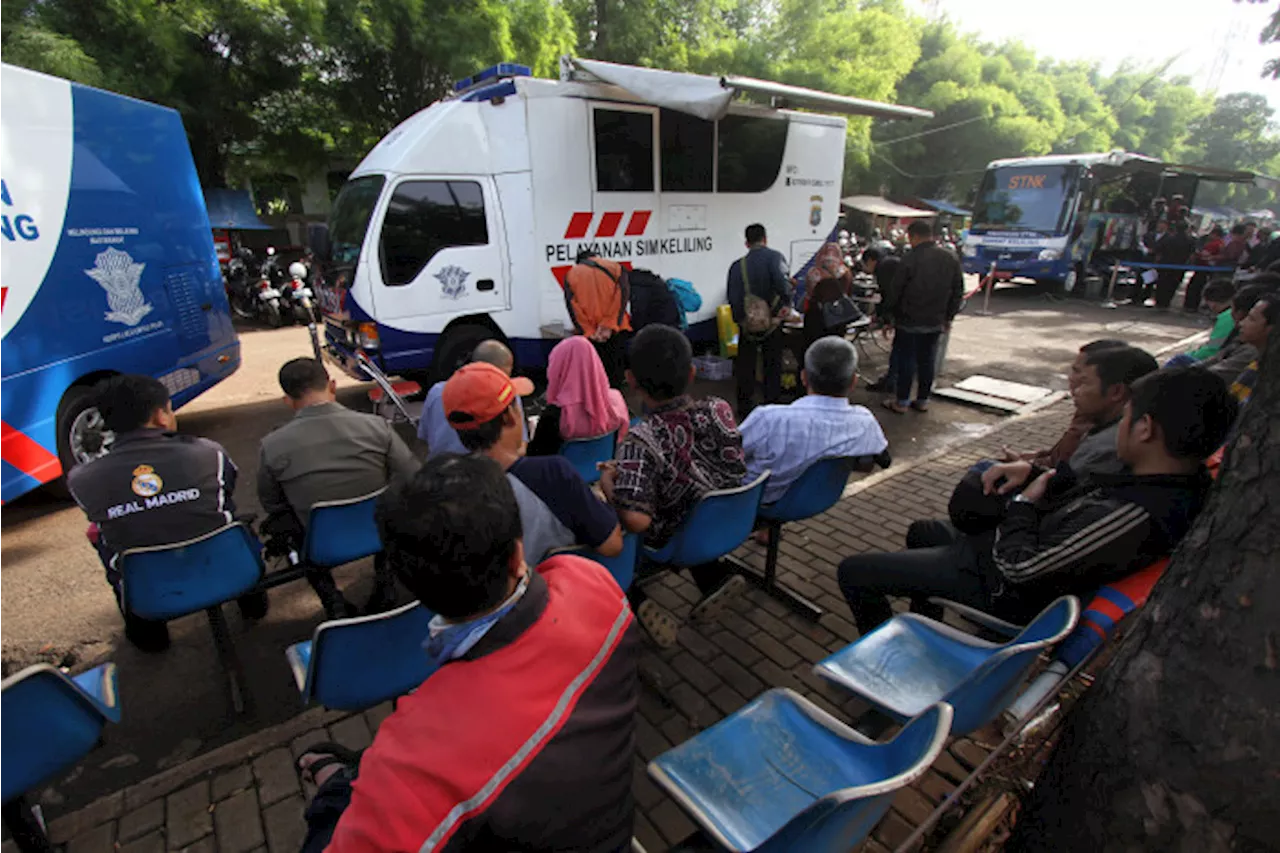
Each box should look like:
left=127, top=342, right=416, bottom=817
left=296, top=453, right=639, bottom=853
left=563, top=250, right=632, bottom=386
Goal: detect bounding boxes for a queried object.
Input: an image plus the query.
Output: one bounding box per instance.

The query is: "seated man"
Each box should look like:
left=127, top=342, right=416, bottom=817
left=1164, top=280, right=1237, bottom=367
left=68, top=374, right=266, bottom=652
left=1002, top=339, right=1127, bottom=467
left=837, top=367, right=1236, bottom=634
left=740, top=335, right=888, bottom=505
left=1051, top=345, right=1157, bottom=478
left=418, top=340, right=525, bottom=458
left=258, top=358, right=419, bottom=618
left=1200, top=284, right=1271, bottom=383
left=297, top=454, right=639, bottom=853
left=599, top=324, right=749, bottom=647
left=443, top=362, right=623, bottom=564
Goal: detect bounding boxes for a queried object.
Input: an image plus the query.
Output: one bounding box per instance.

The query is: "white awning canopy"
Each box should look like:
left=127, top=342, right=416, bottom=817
left=841, top=195, right=938, bottom=218
left=563, top=57, right=933, bottom=122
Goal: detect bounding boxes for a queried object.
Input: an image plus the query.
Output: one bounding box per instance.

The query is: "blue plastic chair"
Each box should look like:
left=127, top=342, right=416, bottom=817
left=730, top=457, right=860, bottom=621
left=285, top=601, right=436, bottom=711
left=557, top=532, right=641, bottom=591
left=2, top=663, right=121, bottom=805
left=303, top=488, right=386, bottom=568
left=814, top=596, right=1079, bottom=736
left=120, top=523, right=264, bottom=713
left=649, top=689, right=952, bottom=852
left=644, top=471, right=770, bottom=567
left=558, top=430, right=617, bottom=485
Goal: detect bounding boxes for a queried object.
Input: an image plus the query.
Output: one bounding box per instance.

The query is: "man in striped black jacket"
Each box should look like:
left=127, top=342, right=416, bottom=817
left=837, top=368, right=1238, bottom=632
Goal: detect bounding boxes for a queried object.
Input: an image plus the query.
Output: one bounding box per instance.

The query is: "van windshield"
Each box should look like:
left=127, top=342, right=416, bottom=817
left=972, top=165, right=1075, bottom=234
left=328, top=175, right=386, bottom=265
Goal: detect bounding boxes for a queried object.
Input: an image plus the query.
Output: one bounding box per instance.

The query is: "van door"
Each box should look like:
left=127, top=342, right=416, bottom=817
left=366, top=176, right=509, bottom=322
left=588, top=103, right=659, bottom=264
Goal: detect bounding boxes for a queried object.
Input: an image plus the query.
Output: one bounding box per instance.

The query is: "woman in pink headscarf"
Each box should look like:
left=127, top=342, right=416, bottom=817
left=527, top=336, right=630, bottom=456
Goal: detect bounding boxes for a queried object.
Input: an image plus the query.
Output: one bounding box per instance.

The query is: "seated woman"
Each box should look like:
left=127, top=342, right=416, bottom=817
left=801, top=242, right=857, bottom=350
left=527, top=336, right=630, bottom=456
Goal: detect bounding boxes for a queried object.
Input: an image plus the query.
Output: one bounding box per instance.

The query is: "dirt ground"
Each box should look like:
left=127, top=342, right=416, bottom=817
left=0, top=283, right=1207, bottom=815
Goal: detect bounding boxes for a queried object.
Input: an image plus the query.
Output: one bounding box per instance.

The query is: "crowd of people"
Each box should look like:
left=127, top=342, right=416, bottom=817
left=61, top=215, right=1269, bottom=851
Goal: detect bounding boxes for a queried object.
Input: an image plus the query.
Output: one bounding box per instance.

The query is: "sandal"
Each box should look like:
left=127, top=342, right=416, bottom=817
left=882, top=399, right=909, bottom=415
left=910, top=400, right=930, bottom=413
left=689, top=574, right=747, bottom=625
left=635, top=600, right=680, bottom=649
left=294, top=741, right=360, bottom=786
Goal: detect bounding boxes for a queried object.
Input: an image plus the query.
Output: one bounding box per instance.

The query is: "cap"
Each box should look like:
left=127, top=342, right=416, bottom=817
left=442, top=363, right=534, bottom=430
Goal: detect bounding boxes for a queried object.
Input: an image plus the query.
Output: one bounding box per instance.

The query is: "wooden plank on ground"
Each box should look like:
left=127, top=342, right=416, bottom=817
left=954, top=375, right=1054, bottom=404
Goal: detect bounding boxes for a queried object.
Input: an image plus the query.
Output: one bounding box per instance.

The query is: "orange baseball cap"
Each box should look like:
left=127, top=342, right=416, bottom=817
left=442, top=363, right=535, bottom=430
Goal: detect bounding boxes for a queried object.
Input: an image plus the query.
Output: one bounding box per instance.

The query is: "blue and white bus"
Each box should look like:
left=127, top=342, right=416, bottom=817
left=961, top=150, right=1181, bottom=290
left=1, top=64, right=241, bottom=502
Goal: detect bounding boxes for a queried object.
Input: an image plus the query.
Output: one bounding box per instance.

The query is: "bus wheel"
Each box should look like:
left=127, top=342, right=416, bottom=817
left=50, top=384, right=116, bottom=498
left=431, top=324, right=496, bottom=385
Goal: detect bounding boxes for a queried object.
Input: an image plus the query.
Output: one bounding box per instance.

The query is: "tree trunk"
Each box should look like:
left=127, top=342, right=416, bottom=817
left=1010, top=345, right=1280, bottom=851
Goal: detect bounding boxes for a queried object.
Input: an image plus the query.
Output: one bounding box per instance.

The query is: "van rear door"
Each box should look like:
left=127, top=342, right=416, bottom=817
left=365, top=176, right=508, bottom=322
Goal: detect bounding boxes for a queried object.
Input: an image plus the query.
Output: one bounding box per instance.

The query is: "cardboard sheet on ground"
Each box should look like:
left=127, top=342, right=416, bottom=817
left=934, top=375, right=1060, bottom=414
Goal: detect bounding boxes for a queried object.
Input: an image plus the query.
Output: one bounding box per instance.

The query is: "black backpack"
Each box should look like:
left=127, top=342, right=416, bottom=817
left=628, top=268, right=681, bottom=330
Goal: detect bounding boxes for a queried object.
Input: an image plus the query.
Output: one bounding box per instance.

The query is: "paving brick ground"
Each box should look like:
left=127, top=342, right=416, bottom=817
left=22, top=403, right=1072, bottom=853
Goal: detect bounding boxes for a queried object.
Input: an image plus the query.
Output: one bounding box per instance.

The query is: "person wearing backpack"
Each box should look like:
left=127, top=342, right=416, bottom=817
left=563, top=250, right=632, bottom=387
left=627, top=267, right=682, bottom=331
left=726, top=223, right=794, bottom=417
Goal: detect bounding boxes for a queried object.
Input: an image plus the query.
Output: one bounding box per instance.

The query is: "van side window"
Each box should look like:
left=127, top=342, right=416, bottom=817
left=660, top=109, right=713, bottom=192
left=718, top=114, right=788, bottom=193
left=594, top=109, right=654, bottom=192
left=379, top=180, right=488, bottom=286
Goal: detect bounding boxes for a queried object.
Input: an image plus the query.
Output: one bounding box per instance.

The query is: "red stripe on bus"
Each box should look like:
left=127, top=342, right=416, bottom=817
left=595, top=212, right=623, bottom=238
left=624, top=210, right=651, bottom=236
left=564, top=212, right=593, bottom=240
left=551, top=265, right=572, bottom=289
left=1, top=421, right=62, bottom=482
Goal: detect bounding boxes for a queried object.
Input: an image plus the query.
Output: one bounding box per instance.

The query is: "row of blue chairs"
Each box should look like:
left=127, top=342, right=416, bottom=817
left=644, top=596, right=1080, bottom=851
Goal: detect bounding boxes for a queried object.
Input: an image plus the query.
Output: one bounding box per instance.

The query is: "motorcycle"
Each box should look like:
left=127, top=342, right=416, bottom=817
left=256, top=247, right=286, bottom=328
left=283, top=260, right=319, bottom=324
left=224, top=248, right=258, bottom=320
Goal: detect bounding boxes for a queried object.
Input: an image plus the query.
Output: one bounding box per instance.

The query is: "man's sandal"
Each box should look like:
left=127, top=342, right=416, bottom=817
left=635, top=600, right=680, bottom=649
left=882, top=399, right=909, bottom=414
left=294, top=741, right=360, bottom=787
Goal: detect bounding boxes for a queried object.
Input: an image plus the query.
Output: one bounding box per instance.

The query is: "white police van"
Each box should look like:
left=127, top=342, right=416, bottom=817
left=316, top=57, right=931, bottom=380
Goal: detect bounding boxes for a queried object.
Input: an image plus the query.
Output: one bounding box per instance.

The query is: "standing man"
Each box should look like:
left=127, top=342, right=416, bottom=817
left=1152, top=221, right=1196, bottom=310
left=563, top=250, right=632, bottom=387
left=880, top=220, right=964, bottom=414
left=68, top=374, right=267, bottom=652
left=727, top=223, right=794, bottom=417
left=259, top=358, right=419, bottom=618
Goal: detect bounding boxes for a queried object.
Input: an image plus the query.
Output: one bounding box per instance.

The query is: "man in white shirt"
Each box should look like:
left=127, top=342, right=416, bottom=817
left=740, top=336, right=888, bottom=504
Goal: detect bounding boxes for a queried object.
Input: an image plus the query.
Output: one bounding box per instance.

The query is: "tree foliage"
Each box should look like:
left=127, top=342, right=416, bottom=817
left=3, top=0, right=1276, bottom=207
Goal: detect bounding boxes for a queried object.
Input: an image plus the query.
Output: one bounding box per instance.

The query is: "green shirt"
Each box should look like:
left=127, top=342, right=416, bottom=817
left=1187, top=309, right=1234, bottom=361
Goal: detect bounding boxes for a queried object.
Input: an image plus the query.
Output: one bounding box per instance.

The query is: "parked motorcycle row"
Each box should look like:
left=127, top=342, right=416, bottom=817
left=223, top=246, right=320, bottom=328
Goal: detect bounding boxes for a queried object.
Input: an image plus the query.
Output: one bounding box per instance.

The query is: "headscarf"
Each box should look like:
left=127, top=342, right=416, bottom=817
left=546, top=336, right=630, bottom=442
left=803, top=242, right=852, bottom=310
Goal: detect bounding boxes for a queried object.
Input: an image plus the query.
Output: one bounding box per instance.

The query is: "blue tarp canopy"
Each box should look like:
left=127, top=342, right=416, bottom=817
left=204, top=188, right=273, bottom=230
left=920, top=198, right=971, bottom=217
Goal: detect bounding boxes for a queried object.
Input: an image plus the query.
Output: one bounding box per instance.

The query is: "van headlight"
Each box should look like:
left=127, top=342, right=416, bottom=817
left=962, top=244, right=978, bottom=258
left=1038, top=249, right=1062, bottom=261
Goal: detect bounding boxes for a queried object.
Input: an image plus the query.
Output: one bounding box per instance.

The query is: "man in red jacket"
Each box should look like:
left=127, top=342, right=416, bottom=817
left=296, top=453, right=639, bottom=853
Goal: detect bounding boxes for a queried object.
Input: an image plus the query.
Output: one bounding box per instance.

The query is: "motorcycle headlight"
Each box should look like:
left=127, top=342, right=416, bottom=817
left=1038, top=249, right=1062, bottom=261
left=962, top=244, right=977, bottom=258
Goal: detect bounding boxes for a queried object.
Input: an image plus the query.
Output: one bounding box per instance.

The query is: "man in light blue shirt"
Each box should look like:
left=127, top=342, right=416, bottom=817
left=740, top=336, right=888, bottom=504
left=417, top=339, right=525, bottom=457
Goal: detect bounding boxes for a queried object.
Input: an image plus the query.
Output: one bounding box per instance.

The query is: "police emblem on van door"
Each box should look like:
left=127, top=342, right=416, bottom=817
left=85, top=247, right=153, bottom=326
left=131, top=464, right=163, bottom=497
left=810, top=195, right=823, bottom=228
left=434, top=265, right=470, bottom=300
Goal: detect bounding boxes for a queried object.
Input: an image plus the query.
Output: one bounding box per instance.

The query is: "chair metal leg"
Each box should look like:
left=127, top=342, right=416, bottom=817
left=3, top=796, right=52, bottom=853
left=725, top=521, right=824, bottom=621
left=206, top=605, right=247, bottom=715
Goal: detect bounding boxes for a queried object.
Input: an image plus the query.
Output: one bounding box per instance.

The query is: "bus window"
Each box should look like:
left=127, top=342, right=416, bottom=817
left=379, top=180, right=489, bottom=286
left=329, top=175, right=386, bottom=265
left=660, top=108, right=713, bottom=192
left=972, top=165, right=1074, bottom=233
left=718, top=114, right=787, bottom=193
left=594, top=109, right=655, bottom=192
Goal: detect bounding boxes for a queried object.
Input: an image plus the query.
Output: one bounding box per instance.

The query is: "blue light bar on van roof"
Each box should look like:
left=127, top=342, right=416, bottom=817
left=454, top=64, right=531, bottom=93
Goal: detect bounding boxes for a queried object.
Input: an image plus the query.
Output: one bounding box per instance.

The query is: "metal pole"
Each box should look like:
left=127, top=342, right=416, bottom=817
left=977, top=261, right=997, bottom=316
left=308, top=322, right=323, bottom=362
left=1101, top=264, right=1121, bottom=309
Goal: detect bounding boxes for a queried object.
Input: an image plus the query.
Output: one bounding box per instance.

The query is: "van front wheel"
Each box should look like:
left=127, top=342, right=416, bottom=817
left=431, top=325, right=497, bottom=385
